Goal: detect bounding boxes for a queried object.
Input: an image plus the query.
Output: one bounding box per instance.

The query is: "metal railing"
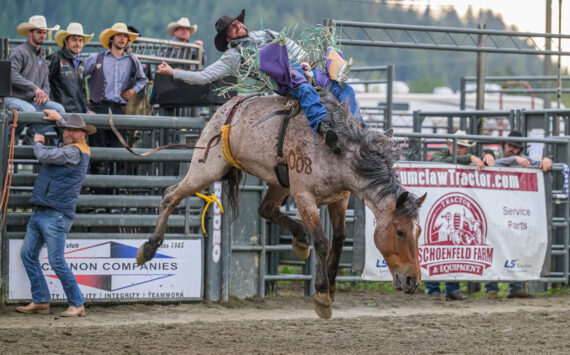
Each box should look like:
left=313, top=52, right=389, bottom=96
left=324, top=19, right=570, bottom=56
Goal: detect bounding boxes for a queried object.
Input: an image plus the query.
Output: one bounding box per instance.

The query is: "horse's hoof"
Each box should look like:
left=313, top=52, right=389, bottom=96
left=136, top=242, right=156, bottom=266
left=292, top=238, right=310, bottom=260
left=312, top=292, right=332, bottom=319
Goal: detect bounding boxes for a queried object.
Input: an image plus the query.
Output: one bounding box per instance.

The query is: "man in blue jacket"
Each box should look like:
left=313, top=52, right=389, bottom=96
left=17, top=110, right=96, bottom=317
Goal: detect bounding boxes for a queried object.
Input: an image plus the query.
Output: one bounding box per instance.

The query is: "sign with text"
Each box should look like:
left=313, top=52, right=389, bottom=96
left=9, top=239, right=202, bottom=301
left=363, top=163, right=548, bottom=281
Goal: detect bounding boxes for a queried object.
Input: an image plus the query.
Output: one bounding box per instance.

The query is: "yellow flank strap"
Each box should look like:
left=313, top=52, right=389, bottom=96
left=195, top=192, right=224, bottom=235
left=221, top=124, right=243, bottom=170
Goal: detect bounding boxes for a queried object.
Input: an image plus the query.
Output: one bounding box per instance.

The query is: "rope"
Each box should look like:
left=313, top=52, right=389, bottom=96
left=1, top=109, right=18, bottom=227
left=195, top=192, right=224, bottom=236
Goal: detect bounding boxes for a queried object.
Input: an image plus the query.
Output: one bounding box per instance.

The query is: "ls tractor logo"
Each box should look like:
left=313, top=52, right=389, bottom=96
left=504, top=259, right=518, bottom=269
left=376, top=259, right=388, bottom=268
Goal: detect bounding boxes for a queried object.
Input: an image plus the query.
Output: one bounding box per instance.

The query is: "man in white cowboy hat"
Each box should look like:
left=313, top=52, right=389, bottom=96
left=17, top=109, right=96, bottom=317
left=84, top=22, right=147, bottom=176
left=429, top=130, right=486, bottom=169
left=48, top=22, right=95, bottom=114
left=7, top=15, right=65, bottom=142
left=162, top=17, right=206, bottom=66
left=425, top=130, right=488, bottom=301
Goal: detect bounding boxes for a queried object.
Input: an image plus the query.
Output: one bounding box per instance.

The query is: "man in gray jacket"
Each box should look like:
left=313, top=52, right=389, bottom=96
left=7, top=16, right=65, bottom=141
left=157, top=9, right=364, bottom=155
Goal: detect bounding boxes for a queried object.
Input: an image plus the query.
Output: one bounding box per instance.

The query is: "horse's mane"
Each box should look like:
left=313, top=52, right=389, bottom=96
left=320, top=91, right=421, bottom=218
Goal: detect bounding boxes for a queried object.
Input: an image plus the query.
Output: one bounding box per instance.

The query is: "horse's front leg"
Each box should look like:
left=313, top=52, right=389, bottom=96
left=326, top=192, right=350, bottom=303
left=258, top=185, right=311, bottom=260
left=294, top=192, right=332, bottom=319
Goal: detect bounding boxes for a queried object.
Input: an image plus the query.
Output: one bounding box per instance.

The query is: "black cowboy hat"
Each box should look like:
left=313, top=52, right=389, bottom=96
left=60, top=114, right=97, bottom=135
left=214, top=9, right=245, bottom=52
left=505, top=130, right=524, bottom=148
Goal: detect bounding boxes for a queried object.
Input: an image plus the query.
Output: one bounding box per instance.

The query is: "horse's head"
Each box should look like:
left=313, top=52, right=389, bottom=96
left=373, top=191, right=427, bottom=294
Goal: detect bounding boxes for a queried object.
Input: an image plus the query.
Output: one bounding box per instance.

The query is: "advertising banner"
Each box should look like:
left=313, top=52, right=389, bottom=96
left=363, top=163, right=548, bottom=281
left=9, top=239, right=202, bottom=301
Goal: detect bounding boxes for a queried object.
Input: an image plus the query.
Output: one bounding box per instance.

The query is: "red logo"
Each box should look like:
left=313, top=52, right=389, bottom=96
left=420, top=192, right=493, bottom=276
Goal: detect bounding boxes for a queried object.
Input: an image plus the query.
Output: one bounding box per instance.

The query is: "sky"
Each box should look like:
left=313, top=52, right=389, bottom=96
left=393, top=0, right=570, bottom=67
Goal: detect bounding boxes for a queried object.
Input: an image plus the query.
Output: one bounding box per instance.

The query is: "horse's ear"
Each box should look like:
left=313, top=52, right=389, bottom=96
left=396, top=190, right=409, bottom=209
left=418, top=193, right=427, bottom=207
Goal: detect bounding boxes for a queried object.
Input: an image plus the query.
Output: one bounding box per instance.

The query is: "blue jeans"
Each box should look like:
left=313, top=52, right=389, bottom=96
left=20, top=209, right=85, bottom=307
left=5, top=97, right=65, bottom=138
left=425, top=282, right=460, bottom=296
left=328, top=81, right=364, bottom=124
left=484, top=281, right=524, bottom=295
left=288, top=81, right=365, bottom=131
left=288, top=83, right=327, bottom=131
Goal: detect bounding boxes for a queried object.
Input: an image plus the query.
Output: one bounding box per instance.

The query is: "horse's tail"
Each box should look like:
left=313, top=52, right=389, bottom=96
left=223, top=166, right=243, bottom=220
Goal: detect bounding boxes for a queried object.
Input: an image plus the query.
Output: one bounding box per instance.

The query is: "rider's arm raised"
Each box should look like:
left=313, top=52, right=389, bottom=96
left=173, top=50, right=241, bottom=85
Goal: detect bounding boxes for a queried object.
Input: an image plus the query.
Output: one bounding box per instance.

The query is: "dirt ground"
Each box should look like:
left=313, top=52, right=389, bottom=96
left=1, top=287, right=570, bottom=354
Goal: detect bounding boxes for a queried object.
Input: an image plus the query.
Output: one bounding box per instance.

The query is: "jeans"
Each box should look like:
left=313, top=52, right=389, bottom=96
left=5, top=97, right=65, bottom=140
left=484, top=281, right=524, bottom=295
left=20, top=209, right=85, bottom=307
left=425, top=282, right=460, bottom=296
left=328, top=81, right=365, bottom=125
left=288, top=83, right=328, bottom=131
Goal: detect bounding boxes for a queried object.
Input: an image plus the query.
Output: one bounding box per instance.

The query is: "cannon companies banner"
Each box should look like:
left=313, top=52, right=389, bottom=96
left=363, top=163, right=548, bottom=281
left=9, top=239, right=202, bottom=301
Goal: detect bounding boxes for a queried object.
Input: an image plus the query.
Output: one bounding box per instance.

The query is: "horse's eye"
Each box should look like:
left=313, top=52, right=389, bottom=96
left=396, top=230, right=405, bottom=238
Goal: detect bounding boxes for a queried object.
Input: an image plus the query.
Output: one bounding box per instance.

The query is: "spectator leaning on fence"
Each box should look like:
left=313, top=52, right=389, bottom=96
left=163, top=17, right=206, bottom=67
left=429, top=130, right=492, bottom=169
left=17, top=110, right=96, bottom=317
left=48, top=23, right=95, bottom=114
left=424, top=130, right=489, bottom=301
left=7, top=15, right=65, bottom=143
left=484, top=129, right=552, bottom=299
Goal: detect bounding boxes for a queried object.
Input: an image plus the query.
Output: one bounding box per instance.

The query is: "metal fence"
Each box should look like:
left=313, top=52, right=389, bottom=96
left=0, top=105, right=206, bottom=303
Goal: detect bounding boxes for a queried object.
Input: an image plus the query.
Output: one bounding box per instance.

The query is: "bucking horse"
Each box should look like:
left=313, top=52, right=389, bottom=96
left=135, top=92, right=426, bottom=318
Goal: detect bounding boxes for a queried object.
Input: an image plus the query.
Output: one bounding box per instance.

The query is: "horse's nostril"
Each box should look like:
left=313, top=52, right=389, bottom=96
left=405, top=275, right=414, bottom=290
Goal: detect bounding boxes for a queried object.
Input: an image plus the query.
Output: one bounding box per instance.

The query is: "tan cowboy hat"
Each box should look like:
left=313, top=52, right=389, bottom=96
left=60, top=114, right=97, bottom=135
left=16, top=15, right=59, bottom=36
left=99, top=22, right=139, bottom=49
left=167, top=17, right=198, bottom=36
left=54, top=23, right=94, bottom=47
left=447, top=130, right=476, bottom=148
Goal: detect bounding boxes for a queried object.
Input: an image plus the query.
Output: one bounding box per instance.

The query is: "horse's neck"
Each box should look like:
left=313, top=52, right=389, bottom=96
left=345, top=173, right=394, bottom=216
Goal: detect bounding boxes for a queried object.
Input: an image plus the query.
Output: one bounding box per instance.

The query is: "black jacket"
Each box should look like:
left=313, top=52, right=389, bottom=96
left=47, top=48, right=89, bottom=113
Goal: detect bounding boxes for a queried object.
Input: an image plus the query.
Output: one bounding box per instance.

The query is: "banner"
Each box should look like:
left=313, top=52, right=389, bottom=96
left=9, top=239, right=202, bottom=301
left=363, top=163, right=548, bottom=281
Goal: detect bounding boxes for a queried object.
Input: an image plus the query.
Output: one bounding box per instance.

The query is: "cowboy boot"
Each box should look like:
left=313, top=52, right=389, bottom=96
left=317, top=115, right=341, bottom=155
left=16, top=302, right=50, bottom=315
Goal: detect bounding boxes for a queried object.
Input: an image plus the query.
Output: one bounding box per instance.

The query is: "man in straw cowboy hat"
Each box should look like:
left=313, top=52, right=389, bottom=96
left=483, top=129, right=552, bottom=300
left=48, top=22, right=95, bottom=114
left=84, top=22, right=147, bottom=177
left=7, top=15, right=65, bottom=142
left=163, top=17, right=206, bottom=66
left=84, top=22, right=147, bottom=115
left=425, top=130, right=489, bottom=301
left=17, top=110, right=96, bottom=317
left=157, top=9, right=364, bottom=155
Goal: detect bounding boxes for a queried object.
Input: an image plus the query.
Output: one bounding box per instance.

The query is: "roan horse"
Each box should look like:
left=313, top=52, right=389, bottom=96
left=136, top=92, right=426, bottom=318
